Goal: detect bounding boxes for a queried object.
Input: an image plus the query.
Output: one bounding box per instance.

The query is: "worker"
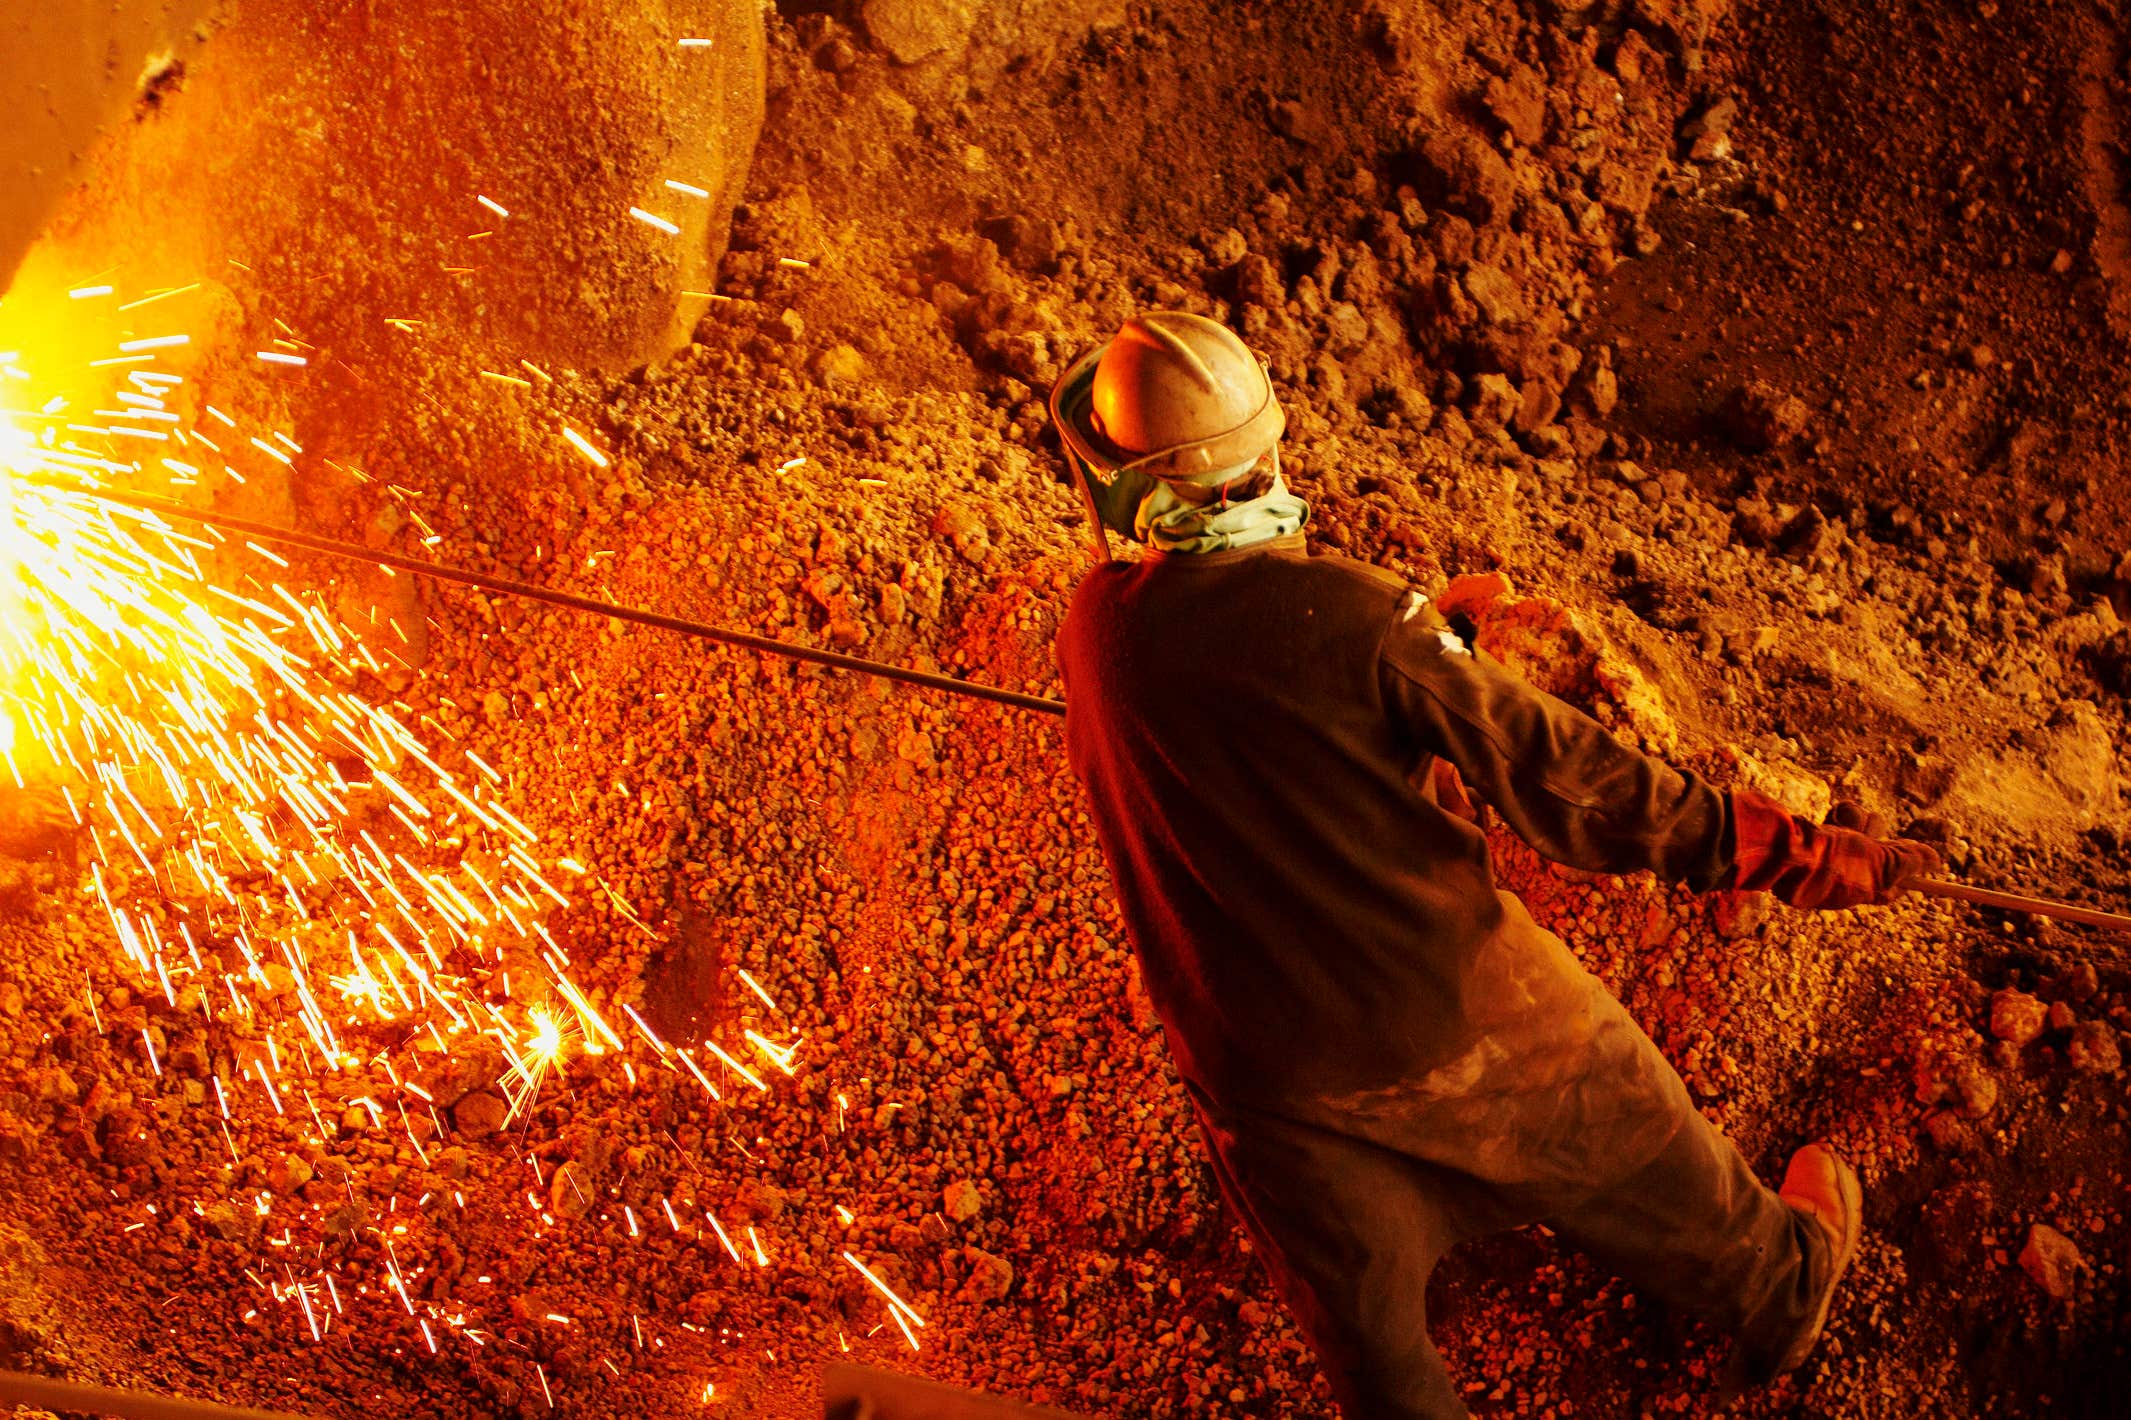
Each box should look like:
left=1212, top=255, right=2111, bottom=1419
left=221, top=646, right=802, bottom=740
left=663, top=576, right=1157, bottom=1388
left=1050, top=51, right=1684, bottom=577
left=1047, top=311, right=1940, bottom=1417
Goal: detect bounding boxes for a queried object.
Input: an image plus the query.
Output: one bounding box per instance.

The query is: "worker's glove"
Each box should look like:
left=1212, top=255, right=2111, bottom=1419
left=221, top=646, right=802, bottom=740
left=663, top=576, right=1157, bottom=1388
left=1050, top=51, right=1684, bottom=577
left=1826, top=800, right=1889, bottom=837
left=1427, top=757, right=1481, bottom=826
left=1723, top=789, right=1942, bottom=910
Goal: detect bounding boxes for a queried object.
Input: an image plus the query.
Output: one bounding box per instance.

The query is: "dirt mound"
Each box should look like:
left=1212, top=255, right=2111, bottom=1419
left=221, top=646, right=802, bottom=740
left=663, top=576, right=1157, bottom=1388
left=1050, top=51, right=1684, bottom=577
left=0, top=2, right=2127, bottom=1418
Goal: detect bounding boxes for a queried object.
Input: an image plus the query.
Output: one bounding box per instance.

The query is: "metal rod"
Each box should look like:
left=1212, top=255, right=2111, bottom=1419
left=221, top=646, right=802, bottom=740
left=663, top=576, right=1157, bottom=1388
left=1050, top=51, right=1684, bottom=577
left=26, top=477, right=1067, bottom=718
left=27, top=480, right=2131, bottom=935
left=0, top=1370, right=316, bottom=1420
left=1912, top=877, right=2131, bottom=934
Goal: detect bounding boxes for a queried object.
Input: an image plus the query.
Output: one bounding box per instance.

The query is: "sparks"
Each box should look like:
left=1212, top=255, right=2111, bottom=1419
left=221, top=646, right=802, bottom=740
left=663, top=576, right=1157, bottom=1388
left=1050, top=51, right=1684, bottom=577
left=0, top=295, right=595, bottom=1206
left=841, top=1252, right=926, bottom=1345
left=560, top=426, right=610, bottom=468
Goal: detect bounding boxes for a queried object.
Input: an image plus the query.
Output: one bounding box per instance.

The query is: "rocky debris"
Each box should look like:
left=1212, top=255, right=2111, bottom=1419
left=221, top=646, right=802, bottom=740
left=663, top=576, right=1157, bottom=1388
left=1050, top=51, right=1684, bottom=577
left=453, top=1089, right=510, bottom=1140
left=2017, top=1224, right=2083, bottom=1300
left=862, top=0, right=979, bottom=64
left=2067, top=1020, right=2122, bottom=1074
left=1990, top=988, right=2048, bottom=1047
left=943, top=1178, right=983, bottom=1222
left=958, top=1245, right=1014, bottom=1303
left=1722, top=380, right=1810, bottom=452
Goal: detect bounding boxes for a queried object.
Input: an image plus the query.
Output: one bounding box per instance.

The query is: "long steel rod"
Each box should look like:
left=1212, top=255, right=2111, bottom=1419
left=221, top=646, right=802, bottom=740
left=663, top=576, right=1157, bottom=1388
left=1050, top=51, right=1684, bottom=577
left=1912, top=877, right=2131, bottom=934
left=29, top=477, right=2131, bottom=934
left=26, top=477, right=1066, bottom=717
left=0, top=1370, right=315, bottom=1420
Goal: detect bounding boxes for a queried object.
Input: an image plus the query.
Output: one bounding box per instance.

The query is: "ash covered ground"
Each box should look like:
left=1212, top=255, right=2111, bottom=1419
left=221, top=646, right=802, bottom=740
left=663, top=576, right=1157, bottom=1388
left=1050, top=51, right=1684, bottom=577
left=4, top=2, right=2131, bottom=1418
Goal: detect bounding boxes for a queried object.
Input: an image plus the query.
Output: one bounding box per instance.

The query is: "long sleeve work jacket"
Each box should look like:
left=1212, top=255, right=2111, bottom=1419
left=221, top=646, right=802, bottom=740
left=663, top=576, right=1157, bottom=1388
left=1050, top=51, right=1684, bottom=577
left=1058, top=537, right=1739, bottom=1122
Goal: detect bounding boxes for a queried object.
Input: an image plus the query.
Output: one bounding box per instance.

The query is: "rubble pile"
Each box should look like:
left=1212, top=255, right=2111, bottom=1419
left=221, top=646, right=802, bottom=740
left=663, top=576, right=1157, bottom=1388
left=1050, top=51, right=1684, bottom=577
left=0, top=1, right=2127, bottom=1417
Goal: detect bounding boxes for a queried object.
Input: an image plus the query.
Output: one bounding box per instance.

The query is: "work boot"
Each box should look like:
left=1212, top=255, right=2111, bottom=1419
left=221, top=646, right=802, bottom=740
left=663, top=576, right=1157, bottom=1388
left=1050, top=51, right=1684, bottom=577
left=1768, top=1141, right=1863, bottom=1376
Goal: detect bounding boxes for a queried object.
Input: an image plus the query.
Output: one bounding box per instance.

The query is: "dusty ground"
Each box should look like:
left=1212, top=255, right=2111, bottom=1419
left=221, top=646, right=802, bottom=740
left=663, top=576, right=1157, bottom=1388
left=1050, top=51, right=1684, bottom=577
left=3, top=1, right=2130, bottom=1418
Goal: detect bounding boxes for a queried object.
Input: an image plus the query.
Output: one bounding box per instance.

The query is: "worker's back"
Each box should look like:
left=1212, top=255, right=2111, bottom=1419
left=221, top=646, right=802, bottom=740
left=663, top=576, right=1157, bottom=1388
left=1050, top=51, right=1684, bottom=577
left=1058, top=539, right=1511, bottom=1107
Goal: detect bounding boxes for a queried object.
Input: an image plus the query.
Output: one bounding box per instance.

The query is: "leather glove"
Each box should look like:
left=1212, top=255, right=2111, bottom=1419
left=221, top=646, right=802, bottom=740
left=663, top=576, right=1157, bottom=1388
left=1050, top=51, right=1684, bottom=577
left=1723, top=789, right=1942, bottom=909
left=1827, top=801, right=1889, bottom=837
left=1428, top=757, right=1481, bottom=825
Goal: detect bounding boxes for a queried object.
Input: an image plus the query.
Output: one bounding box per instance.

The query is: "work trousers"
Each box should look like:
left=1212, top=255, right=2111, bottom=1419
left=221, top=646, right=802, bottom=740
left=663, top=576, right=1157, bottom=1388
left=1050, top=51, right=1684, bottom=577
left=1189, top=981, right=1833, bottom=1419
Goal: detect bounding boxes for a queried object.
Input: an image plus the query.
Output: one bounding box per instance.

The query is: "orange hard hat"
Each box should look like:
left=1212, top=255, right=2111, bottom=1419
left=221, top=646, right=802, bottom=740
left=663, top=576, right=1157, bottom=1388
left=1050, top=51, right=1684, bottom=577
left=1050, top=311, right=1285, bottom=485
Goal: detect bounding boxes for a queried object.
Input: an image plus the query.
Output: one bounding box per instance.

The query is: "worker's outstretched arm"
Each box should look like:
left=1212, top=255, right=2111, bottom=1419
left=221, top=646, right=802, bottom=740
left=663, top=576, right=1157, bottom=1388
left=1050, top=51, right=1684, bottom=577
left=1377, top=593, right=1937, bottom=906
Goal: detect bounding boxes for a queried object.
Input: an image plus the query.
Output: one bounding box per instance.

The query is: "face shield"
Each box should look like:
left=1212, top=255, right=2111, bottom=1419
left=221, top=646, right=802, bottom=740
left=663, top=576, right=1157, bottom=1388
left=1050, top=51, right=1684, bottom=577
left=1049, top=355, right=1156, bottom=561
left=1047, top=333, right=1286, bottom=562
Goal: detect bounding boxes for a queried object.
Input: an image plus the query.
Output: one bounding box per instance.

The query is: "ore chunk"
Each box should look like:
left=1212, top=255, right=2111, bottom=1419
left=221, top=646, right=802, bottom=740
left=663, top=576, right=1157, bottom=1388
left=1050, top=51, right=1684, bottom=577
left=2017, top=1224, right=2082, bottom=1299
left=1990, top=989, right=2047, bottom=1047
left=943, top=1178, right=982, bottom=1222
left=959, top=1245, right=1014, bottom=1302
left=2067, top=1020, right=2121, bottom=1075
left=454, top=1090, right=510, bottom=1140
left=1722, top=380, right=1809, bottom=452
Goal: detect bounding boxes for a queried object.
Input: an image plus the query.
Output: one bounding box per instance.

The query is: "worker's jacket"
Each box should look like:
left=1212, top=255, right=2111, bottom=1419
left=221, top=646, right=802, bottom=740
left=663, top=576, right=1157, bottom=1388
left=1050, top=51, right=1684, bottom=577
left=1059, top=538, right=1741, bottom=1190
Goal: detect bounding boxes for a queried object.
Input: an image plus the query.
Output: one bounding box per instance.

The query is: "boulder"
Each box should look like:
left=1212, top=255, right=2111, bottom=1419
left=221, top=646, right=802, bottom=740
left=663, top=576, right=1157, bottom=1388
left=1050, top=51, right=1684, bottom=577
left=2067, top=1020, right=2122, bottom=1074
left=7, top=0, right=767, bottom=372
left=453, top=1089, right=510, bottom=1140
left=1723, top=380, right=1810, bottom=451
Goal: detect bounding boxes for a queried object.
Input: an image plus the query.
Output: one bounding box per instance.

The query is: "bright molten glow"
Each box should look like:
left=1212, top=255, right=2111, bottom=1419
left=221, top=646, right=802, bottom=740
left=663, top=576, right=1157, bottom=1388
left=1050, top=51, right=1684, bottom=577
left=0, top=294, right=603, bottom=1096
left=0, top=280, right=821, bottom=1386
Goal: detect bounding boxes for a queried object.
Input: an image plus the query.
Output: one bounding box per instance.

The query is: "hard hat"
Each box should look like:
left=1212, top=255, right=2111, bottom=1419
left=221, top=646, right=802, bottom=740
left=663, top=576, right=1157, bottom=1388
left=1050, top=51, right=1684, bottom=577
left=1050, top=311, right=1285, bottom=484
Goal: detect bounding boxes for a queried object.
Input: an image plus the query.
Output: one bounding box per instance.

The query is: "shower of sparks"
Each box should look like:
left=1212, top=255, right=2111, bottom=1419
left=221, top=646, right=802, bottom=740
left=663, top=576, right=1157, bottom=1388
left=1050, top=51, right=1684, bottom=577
left=0, top=273, right=871, bottom=1390
left=0, top=298, right=694, bottom=1117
